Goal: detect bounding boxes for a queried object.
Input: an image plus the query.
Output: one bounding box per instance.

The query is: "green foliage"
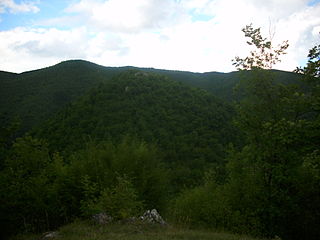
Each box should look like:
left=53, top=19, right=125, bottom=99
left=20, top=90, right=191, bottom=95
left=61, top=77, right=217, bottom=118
left=0, top=59, right=301, bottom=137
left=228, top=25, right=320, bottom=239
left=0, top=135, right=169, bottom=238
left=0, top=117, right=20, bottom=169
left=296, top=43, right=320, bottom=78
left=34, top=70, right=237, bottom=189
left=0, top=136, right=68, bottom=237
left=67, top=137, right=169, bottom=211
left=97, top=176, right=144, bottom=219
left=80, top=175, right=144, bottom=219
left=233, top=23, right=289, bottom=70
left=169, top=25, right=319, bottom=240
left=171, top=183, right=231, bottom=230
left=79, top=175, right=100, bottom=216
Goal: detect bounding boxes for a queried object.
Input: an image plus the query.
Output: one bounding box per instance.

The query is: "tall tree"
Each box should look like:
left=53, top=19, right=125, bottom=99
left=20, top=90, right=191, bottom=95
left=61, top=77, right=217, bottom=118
left=228, top=24, right=319, bottom=239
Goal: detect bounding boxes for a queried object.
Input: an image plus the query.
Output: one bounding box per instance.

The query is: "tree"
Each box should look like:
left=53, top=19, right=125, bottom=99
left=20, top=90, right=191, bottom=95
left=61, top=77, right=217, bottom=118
left=296, top=43, right=320, bottom=78
left=169, top=25, right=316, bottom=239
left=232, top=23, right=289, bottom=70
left=67, top=137, right=169, bottom=212
left=228, top=24, right=319, bottom=239
left=97, top=176, right=144, bottom=220
left=0, top=136, right=58, bottom=236
left=0, top=118, right=20, bottom=170
left=293, top=41, right=320, bottom=240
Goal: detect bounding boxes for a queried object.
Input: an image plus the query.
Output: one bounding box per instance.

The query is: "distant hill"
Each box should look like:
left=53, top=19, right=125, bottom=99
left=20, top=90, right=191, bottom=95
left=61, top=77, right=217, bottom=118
left=0, top=60, right=116, bottom=132
left=0, top=60, right=302, bottom=133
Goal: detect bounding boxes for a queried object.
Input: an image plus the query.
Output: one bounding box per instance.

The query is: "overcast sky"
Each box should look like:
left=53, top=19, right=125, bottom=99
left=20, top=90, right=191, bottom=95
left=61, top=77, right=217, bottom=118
left=0, top=0, right=319, bottom=73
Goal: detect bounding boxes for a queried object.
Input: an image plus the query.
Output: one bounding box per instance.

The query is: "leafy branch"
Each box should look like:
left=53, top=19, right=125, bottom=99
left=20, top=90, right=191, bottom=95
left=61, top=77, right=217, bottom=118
left=232, top=24, right=289, bottom=70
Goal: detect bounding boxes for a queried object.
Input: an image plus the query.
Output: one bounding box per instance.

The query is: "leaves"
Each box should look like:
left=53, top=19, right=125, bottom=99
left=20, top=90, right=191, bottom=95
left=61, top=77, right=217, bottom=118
left=232, top=24, right=289, bottom=70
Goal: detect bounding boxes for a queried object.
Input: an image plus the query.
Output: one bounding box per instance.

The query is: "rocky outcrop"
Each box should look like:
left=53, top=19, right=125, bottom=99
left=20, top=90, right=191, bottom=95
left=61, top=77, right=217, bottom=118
left=140, top=209, right=166, bottom=225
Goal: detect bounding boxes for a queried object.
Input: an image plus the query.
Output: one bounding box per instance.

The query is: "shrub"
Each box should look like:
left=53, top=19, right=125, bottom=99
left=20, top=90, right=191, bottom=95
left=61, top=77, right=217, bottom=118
left=171, top=183, right=231, bottom=230
left=81, top=175, right=144, bottom=220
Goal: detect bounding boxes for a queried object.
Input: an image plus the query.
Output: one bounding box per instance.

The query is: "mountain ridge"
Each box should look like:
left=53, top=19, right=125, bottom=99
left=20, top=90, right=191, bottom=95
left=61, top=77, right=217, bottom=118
left=1, top=59, right=229, bottom=75
left=0, top=59, right=302, bottom=133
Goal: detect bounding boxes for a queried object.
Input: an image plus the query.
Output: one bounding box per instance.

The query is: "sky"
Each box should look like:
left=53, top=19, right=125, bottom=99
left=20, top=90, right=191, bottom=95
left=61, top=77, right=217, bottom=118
left=0, top=0, right=319, bottom=73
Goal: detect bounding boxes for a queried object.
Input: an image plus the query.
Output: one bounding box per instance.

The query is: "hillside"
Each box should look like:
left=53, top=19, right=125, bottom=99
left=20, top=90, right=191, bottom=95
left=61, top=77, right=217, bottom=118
left=0, top=61, right=117, bottom=132
left=0, top=71, right=18, bottom=80
left=0, top=60, right=301, bottom=133
left=33, top=70, right=238, bottom=186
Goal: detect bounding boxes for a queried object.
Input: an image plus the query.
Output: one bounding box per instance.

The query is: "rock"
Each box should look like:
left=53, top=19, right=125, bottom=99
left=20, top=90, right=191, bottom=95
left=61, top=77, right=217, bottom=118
left=40, top=231, right=59, bottom=239
left=140, top=209, right=166, bottom=225
left=92, top=212, right=113, bottom=225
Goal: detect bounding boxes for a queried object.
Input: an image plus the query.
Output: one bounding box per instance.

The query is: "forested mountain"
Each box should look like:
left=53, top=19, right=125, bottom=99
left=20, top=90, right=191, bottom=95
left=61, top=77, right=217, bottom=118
left=0, top=65, right=239, bottom=238
left=144, top=68, right=302, bottom=101
left=0, top=61, right=119, bottom=132
left=0, top=60, right=301, bottom=134
left=33, top=70, right=238, bottom=187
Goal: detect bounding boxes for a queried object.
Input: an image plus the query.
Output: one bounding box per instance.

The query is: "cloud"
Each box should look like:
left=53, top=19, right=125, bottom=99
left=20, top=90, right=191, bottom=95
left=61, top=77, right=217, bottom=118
left=0, top=0, right=319, bottom=73
left=0, top=26, right=132, bottom=72
left=194, top=0, right=320, bottom=71
left=13, top=28, right=89, bottom=58
left=60, top=0, right=320, bottom=71
left=0, top=27, right=87, bottom=72
left=0, top=0, right=39, bottom=14
left=65, top=0, right=188, bottom=33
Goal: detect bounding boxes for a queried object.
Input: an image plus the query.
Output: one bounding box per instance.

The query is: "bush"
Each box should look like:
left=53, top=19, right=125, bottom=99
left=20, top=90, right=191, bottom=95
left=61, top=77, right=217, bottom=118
left=171, top=182, right=231, bottom=230
left=98, top=176, right=144, bottom=219
left=81, top=175, right=144, bottom=219
left=68, top=137, right=169, bottom=211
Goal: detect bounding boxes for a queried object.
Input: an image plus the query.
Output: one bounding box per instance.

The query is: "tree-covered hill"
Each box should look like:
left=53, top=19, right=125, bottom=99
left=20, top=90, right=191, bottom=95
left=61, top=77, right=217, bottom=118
left=144, top=69, right=302, bottom=101
left=0, top=70, right=240, bottom=238
left=0, top=60, right=120, bottom=132
left=0, top=60, right=302, bottom=134
left=33, top=70, right=238, bottom=186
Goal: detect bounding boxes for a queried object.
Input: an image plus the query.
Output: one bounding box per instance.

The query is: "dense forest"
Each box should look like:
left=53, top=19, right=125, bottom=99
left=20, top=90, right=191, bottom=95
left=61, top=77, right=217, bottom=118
left=0, top=25, right=319, bottom=240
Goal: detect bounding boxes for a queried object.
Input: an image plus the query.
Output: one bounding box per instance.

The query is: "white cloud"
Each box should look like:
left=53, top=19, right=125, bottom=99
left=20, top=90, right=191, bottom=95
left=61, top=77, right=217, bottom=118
left=65, top=0, right=188, bottom=33
left=194, top=0, right=320, bottom=71
left=0, top=26, right=132, bottom=72
left=0, top=0, right=39, bottom=14
left=0, top=27, right=89, bottom=72
left=0, top=0, right=319, bottom=73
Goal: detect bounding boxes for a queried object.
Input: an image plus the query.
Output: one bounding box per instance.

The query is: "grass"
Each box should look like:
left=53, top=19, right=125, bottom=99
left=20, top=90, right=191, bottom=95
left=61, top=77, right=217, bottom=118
left=11, top=220, right=266, bottom=240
